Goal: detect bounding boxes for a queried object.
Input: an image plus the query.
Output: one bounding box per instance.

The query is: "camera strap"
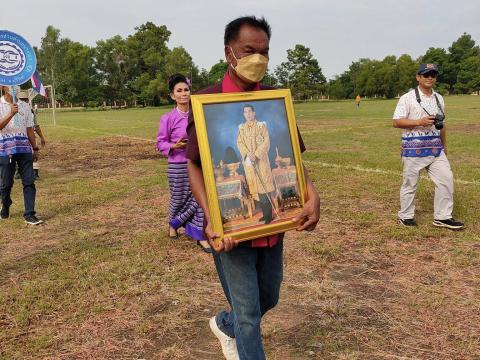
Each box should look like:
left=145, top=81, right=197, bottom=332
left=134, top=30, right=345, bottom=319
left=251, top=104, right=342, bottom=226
left=414, top=87, right=445, bottom=117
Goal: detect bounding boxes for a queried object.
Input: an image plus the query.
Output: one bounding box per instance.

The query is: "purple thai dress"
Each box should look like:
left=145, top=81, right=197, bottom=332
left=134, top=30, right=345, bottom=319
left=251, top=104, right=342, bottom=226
left=156, top=107, right=204, bottom=240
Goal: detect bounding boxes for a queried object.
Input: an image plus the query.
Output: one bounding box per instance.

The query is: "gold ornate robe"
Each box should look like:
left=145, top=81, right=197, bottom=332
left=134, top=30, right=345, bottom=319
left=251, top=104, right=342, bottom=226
left=236, top=120, right=275, bottom=201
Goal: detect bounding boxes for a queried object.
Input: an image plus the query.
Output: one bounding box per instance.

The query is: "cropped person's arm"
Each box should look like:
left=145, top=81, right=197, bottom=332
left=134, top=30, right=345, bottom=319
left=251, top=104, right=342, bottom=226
left=26, top=127, right=39, bottom=161
left=26, top=127, right=38, bottom=149
left=188, top=159, right=237, bottom=252
left=156, top=116, right=173, bottom=155
left=292, top=165, right=320, bottom=231
left=440, top=126, right=447, bottom=155
left=188, top=160, right=210, bottom=221
left=0, top=105, right=18, bottom=130
left=393, top=116, right=434, bottom=129
left=35, top=125, right=47, bottom=147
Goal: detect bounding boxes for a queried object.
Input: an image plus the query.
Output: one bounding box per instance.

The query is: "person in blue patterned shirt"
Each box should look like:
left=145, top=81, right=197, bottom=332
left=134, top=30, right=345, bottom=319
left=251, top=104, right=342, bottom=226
left=0, top=86, right=43, bottom=225
left=392, top=64, right=463, bottom=230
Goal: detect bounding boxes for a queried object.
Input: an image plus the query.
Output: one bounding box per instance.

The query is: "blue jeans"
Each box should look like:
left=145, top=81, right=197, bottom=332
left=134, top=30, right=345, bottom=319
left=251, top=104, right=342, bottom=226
left=212, top=237, right=284, bottom=360
left=0, top=153, right=36, bottom=217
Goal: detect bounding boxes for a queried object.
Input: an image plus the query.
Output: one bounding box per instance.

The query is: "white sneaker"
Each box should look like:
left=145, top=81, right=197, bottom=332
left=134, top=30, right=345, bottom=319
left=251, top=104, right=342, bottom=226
left=209, top=316, right=239, bottom=360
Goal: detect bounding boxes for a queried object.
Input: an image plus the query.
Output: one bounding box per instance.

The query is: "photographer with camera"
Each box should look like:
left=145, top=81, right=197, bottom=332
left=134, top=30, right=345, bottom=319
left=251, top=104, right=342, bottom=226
left=392, top=64, right=463, bottom=230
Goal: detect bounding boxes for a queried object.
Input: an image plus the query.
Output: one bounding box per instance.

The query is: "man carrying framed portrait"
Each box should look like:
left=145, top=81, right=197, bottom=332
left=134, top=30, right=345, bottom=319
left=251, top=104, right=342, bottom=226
left=186, top=16, right=321, bottom=360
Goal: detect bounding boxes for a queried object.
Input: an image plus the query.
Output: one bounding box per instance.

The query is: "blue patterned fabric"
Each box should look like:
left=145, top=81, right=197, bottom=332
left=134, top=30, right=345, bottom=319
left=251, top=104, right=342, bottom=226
left=401, top=134, right=443, bottom=157
left=0, top=100, right=33, bottom=156
left=167, top=162, right=205, bottom=240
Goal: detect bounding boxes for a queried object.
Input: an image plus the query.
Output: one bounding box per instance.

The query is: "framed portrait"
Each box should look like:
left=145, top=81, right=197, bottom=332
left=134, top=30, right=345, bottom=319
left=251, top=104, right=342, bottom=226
left=191, top=89, right=306, bottom=246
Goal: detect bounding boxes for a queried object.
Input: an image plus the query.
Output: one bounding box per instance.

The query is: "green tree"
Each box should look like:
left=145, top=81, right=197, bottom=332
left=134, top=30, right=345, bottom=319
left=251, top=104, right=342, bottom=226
left=36, top=26, right=100, bottom=105
left=126, top=22, right=172, bottom=105
left=262, top=69, right=277, bottom=87
left=209, top=60, right=228, bottom=84
left=95, top=35, right=132, bottom=104
left=449, top=33, right=479, bottom=65
left=164, top=47, right=196, bottom=76
left=164, top=47, right=199, bottom=96
left=347, top=60, right=363, bottom=98
left=62, top=42, right=99, bottom=104
left=421, top=47, right=453, bottom=93
left=456, top=55, right=480, bottom=93
left=355, top=59, right=378, bottom=97
left=36, top=26, right=63, bottom=86
left=275, top=44, right=326, bottom=100
left=327, top=75, right=350, bottom=99
left=328, top=59, right=369, bottom=99
left=394, top=54, right=418, bottom=96
left=196, top=68, right=210, bottom=90
left=131, top=73, right=153, bottom=106
left=422, top=34, right=480, bottom=94
left=449, top=33, right=480, bottom=93
left=127, top=22, right=171, bottom=78
left=371, top=55, right=398, bottom=99
left=134, top=46, right=199, bottom=104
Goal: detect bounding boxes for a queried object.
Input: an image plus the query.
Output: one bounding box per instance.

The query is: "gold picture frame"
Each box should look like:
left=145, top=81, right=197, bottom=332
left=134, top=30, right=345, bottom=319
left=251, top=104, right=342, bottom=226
left=191, top=89, right=306, bottom=246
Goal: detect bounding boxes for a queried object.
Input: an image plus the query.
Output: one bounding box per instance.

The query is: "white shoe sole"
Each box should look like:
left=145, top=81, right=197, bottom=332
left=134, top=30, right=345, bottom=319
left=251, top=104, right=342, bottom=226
left=209, top=317, right=239, bottom=360
left=398, top=219, right=417, bottom=227
left=432, top=221, right=463, bottom=230
left=25, top=220, right=44, bottom=225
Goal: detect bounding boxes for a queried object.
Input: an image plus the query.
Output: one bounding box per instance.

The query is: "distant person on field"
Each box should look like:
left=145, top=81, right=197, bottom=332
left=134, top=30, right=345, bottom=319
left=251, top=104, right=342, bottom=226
left=0, top=86, right=43, bottom=225
left=156, top=74, right=211, bottom=253
left=355, top=94, right=361, bottom=108
left=392, top=64, right=463, bottom=230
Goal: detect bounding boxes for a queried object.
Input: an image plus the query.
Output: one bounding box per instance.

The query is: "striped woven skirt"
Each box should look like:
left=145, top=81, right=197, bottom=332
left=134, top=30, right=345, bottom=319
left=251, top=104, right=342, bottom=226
left=167, top=162, right=205, bottom=240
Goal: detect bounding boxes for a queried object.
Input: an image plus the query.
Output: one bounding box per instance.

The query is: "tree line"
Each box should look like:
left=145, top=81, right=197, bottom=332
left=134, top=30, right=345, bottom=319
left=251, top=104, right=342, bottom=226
left=327, top=33, right=480, bottom=99
left=34, top=23, right=480, bottom=106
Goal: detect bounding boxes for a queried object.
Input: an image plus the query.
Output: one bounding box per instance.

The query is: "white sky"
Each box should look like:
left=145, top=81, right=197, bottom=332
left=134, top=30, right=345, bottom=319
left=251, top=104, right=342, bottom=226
left=1, top=0, right=479, bottom=79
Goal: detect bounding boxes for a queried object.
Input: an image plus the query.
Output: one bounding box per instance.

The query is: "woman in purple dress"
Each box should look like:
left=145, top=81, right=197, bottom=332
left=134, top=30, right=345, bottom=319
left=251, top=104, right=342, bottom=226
left=156, top=74, right=211, bottom=253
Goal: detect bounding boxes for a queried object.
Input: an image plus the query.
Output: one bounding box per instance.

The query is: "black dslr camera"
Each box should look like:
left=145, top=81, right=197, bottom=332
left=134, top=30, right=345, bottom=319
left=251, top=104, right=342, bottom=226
left=433, top=113, right=445, bottom=130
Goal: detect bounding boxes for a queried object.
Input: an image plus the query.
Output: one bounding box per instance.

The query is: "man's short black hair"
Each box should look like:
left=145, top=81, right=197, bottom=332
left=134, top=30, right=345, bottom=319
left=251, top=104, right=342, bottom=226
left=168, top=73, right=188, bottom=92
left=243, top=104, right=255, bottom=111
left=224, top=16, right=271, bottom=45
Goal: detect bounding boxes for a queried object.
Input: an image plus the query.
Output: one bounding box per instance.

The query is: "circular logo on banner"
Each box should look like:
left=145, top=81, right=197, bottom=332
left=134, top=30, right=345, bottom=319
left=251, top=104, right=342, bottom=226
left=0, top=30, right=37, bottom=86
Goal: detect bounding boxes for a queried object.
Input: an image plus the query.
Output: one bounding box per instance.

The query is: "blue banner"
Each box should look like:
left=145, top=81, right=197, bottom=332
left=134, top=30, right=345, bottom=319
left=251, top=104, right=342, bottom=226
left=0, top=30, right=37, bottom=86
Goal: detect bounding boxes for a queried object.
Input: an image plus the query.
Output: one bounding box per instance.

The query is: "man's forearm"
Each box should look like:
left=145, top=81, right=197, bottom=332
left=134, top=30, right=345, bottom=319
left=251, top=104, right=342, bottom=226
left=0, top=113, right=14, bottom=130
left=303, top=164, right=320, bottom=202
left=188, top=160, right=211, bottom=221
left=26, top=127, right=37, bottom=148
left=35, top=126, right=45, bottom=140
left=440, top=126, right=447, bottom=148
left=393, top=118, right=421, bottom=129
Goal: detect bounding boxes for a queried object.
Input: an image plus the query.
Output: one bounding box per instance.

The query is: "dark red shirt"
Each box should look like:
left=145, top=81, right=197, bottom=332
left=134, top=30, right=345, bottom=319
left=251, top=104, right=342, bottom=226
left=186, top=73, right=306, bottom=247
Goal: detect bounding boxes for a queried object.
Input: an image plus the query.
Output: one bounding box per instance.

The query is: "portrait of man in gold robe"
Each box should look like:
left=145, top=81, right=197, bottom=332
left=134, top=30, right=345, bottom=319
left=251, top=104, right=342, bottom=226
left=236, top=104, right=276, bottom=224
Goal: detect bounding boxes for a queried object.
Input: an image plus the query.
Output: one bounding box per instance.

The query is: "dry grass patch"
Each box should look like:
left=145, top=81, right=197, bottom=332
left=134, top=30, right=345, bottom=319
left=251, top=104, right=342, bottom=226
left=1, top=132, right=479, bottom=359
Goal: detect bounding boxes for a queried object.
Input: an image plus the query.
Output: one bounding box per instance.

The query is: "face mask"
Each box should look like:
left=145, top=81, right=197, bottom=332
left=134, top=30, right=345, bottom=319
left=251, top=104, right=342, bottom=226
left=229, top=46, right=269, bottom=83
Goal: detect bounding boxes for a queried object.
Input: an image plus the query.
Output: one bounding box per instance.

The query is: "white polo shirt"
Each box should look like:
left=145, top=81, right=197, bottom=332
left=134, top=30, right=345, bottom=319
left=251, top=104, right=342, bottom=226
left=0, top=97, right=34, bottom=156
left=393, top=87, right=445, bottom=157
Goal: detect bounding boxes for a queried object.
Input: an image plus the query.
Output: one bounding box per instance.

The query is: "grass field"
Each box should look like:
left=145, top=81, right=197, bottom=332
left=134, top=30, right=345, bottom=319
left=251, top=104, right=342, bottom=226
left=1, top=97, right=479, bottom=359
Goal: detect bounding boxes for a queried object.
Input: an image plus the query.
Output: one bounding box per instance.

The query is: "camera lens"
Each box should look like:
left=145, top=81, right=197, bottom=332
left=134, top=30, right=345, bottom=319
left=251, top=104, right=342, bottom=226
left=434, top=114, right=444, bottom=130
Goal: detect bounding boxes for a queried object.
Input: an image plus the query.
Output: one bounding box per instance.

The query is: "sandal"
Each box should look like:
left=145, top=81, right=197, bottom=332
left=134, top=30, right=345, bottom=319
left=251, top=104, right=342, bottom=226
left=197, top=240, right=212, bottom=254
left=169, top=227, right=178, bottom=239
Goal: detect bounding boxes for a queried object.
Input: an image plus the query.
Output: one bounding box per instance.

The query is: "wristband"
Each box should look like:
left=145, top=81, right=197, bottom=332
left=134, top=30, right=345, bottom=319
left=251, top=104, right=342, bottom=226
left=33, top=147, right=40, bottom=151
